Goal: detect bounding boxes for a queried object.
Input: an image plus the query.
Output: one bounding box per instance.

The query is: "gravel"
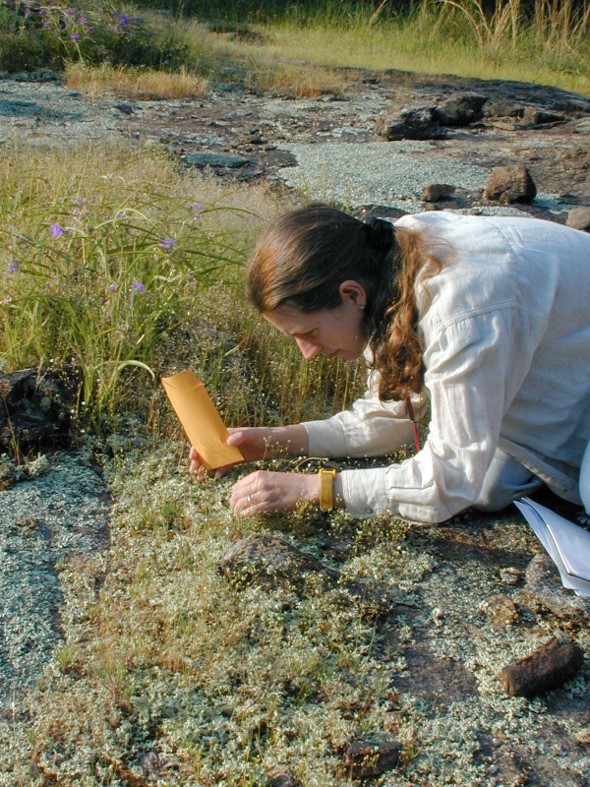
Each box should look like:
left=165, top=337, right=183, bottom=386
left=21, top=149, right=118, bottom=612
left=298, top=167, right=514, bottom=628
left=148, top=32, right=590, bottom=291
left=0, top=454, right=110, bottom=710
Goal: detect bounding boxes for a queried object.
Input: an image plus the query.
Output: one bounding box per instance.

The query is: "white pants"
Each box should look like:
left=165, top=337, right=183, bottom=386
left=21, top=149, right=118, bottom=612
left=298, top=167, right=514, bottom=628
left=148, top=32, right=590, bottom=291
left=473, top=447, right=542, bottom=513
left=580, top=438, right=590, bottom=516
left=474, top=442, right=590, bottom=514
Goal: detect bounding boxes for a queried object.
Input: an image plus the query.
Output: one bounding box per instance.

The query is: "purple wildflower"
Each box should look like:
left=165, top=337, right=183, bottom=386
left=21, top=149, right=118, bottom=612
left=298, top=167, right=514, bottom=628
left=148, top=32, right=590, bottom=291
left=109, top=283, right=118, bottom=291
left=159, top=238, right=176, bottom=251
left=50, top=223, right=64, bottom=238
left=190, top=203, right=205, bottom=213
left=8, top=261, right=19, bottom=274
left=118, top=13, right=133, bottom=26
left=70, top=33, right=81, bottom=41
left=131, top=281, right=145, bottom=292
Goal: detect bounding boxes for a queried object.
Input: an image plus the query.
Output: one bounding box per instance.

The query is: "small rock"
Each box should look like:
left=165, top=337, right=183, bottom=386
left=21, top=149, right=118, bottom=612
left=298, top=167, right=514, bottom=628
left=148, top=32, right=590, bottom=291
left=566, top=207, right=590, bottom=231
left=525, top=552, right=590, bottom=625
left=375, top=106, right=447, bottom=140
left=484, top=164, right=537, bottom=204
left=421, top=183, right=455, bottom=202
left=574, top=728, right=590, bottom=745
left=434, top=92, right=487, bottom=126
left=343, top=737, right=402, bottom=778
left=485, top=593, right=519, bottom=626
left=498, top=636, right=584, bottom=697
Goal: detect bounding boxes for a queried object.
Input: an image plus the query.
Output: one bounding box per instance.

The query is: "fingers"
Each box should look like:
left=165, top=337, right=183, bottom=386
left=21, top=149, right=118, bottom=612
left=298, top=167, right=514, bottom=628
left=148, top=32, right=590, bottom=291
left=230, top=472, right=265, bottom=516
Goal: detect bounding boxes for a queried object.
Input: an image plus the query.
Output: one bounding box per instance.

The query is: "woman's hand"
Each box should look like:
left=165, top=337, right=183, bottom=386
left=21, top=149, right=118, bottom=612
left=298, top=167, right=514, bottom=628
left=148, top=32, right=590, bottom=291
left=189, top=424, right=310, bottom=481
left=230, top=470, right=319, bottom=516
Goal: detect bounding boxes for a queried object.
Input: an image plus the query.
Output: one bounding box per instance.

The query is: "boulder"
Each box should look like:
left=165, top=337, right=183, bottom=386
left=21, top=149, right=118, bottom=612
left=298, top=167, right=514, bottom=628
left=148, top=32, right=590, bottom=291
left=0, top=367, right=79, bottom=454
left=375, top=106, right=447, bottom=140
left=484, top=164, right=537, bottom=204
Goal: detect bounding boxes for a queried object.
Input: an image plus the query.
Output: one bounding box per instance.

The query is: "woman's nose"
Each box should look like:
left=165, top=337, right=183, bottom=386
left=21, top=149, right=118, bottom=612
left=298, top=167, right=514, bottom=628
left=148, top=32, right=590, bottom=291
left=296, top=337, right=321, bottom=360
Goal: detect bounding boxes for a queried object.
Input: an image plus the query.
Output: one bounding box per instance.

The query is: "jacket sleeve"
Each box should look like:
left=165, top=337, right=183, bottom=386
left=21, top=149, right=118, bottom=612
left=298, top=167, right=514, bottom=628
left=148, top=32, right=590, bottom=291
left=338, top=306, right=533, bottom=523
left=302, top=364, right=421, bottom=459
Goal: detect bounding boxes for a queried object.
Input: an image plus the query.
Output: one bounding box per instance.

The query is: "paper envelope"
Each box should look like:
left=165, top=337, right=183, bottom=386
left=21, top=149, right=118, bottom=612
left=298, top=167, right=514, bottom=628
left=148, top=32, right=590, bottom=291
left=162, top=370, right=244, bottom=470
left=514, top=497, right=590, bottom=597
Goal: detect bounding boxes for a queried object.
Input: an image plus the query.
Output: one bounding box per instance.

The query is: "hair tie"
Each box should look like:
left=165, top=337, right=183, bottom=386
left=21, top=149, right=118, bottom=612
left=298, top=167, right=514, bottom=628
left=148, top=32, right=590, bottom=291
left=364, top=217, right=395, bottom=251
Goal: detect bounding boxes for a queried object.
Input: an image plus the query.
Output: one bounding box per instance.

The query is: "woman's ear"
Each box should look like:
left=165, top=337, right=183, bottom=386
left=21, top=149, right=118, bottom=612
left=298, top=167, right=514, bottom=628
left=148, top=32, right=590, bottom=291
left=338, top=280, right=367, bottom=307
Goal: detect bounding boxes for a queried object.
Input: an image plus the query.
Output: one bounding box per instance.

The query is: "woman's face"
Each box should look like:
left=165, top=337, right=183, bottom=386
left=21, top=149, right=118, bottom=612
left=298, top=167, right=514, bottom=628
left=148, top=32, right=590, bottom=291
left=263, top=281, right=368, bottom=361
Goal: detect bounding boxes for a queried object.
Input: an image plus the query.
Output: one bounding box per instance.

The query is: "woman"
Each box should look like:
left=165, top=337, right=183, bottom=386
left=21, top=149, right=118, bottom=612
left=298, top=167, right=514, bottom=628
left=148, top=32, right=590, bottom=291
left=190, top=205, right=590, bottom=524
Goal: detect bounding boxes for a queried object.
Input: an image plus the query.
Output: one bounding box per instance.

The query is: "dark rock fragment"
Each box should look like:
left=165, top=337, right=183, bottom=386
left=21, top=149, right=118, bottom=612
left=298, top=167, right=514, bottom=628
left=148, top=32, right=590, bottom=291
left=0, top=367, right=79, bottom=453
left=218, top=533, right=394, bottom=615
left=525, top=552, right=590, bottom=625
left=219, top=532, right=339, bottom=592
left=434, top=92, right=487, bottom=126
left=566, top=206, right=590, bottom=232
left=343, top=737, right=402, bottom=779
left=267, top=765, right=301, bottom=787
left=375, top=106, right=447, bottom=140
left=521, top=107, right=566, bottom=126
left=484, top=164, right=537, bottom=204
left=421, top=183, right=455, bottom=202
left=184, top=151, right=250, bottom=168
left=483, top=100, right=523, bottom=118
left=498, top=637, right=584, bottom=697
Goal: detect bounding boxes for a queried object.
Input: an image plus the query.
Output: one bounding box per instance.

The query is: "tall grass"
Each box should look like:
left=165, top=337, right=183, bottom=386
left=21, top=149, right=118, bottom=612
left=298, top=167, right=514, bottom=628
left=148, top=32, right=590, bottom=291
left=0, top=144, right=252, bottom=425
left=0, top=142, right=364, bottom=434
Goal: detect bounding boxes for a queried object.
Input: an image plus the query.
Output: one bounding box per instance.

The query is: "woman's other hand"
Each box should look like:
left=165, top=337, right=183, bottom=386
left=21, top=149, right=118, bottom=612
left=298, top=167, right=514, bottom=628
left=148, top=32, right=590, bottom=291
left=230, top=470, right=319, bottom=516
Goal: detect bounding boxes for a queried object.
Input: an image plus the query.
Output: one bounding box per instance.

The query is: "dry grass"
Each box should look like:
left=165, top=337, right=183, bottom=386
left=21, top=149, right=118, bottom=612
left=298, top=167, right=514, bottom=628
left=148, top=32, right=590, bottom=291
left=244, top=61, right=352, bottom=98
left=65, top=62, right=209, bottom=100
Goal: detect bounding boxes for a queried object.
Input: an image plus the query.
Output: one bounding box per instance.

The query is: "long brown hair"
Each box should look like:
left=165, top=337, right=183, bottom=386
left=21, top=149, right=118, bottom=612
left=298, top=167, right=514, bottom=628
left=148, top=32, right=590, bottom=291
left=246, top=204, right=445, bottom=400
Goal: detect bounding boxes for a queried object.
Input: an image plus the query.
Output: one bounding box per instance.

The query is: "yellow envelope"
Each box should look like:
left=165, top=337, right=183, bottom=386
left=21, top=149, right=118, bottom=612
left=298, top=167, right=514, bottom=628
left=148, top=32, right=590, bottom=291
left=162, top=370, right=244, bottom=470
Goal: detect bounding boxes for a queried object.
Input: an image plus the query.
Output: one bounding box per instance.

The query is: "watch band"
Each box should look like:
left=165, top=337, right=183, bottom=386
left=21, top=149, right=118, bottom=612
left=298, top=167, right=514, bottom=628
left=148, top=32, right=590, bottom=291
left=319, top=467, right=337, bottom=511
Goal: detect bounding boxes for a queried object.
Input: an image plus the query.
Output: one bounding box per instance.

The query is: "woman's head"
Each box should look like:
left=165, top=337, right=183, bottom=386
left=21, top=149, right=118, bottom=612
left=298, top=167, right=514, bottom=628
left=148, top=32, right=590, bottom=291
left=247, top=204, right=440, bottom=399
left=246, top=204, right=400, bottom=331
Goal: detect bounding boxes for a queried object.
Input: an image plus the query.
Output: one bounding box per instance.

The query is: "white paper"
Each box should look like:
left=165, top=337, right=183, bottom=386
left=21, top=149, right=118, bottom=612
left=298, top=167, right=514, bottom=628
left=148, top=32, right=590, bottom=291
left=514, top=497, right=590, bottom=598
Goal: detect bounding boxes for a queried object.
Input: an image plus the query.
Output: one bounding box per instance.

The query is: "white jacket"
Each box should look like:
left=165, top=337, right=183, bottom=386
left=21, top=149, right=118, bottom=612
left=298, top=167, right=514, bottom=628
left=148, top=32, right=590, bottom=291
left=303, top=211, right=590, bottom=523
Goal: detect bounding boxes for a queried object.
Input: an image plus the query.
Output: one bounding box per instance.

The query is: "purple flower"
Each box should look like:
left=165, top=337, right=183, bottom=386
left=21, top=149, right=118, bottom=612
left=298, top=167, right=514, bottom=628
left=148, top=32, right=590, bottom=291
left=70, top=32, right=81, bottom=41
left=159, top=238, right=176, bottom=251
left=131, top=281, right=145, bottom=292
left=50, top=223, right=64, bottom=238
left=8, top=261, right=19, bottom=274
left=118, top=13, right=133, bottom=26
left=109, top=283, right=118, bottom=291
left=190, top=203, right=205, bottom=213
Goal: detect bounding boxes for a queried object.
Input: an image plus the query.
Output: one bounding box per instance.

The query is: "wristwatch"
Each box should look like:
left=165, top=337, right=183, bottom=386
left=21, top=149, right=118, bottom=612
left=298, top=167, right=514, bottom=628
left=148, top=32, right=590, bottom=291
left=318, top=467, right=337, bottom=511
